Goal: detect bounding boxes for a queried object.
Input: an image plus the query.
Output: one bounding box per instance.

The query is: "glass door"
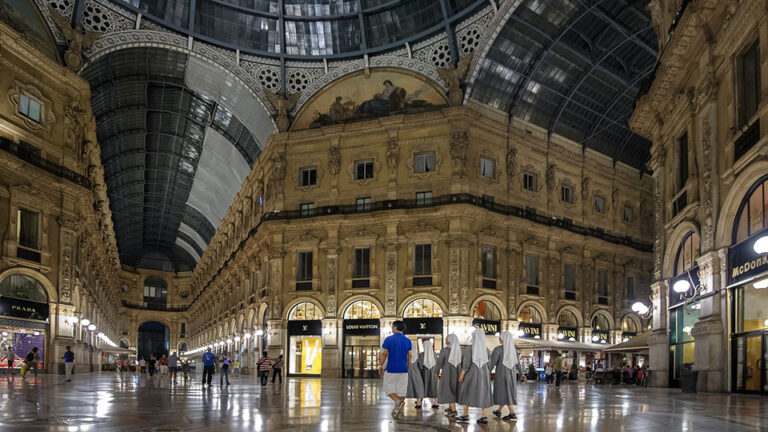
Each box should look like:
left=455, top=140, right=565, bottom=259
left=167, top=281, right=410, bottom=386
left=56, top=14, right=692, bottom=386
left=343, top=335, right=380, bottom=378
left=734, top=332, right=767, bottom=394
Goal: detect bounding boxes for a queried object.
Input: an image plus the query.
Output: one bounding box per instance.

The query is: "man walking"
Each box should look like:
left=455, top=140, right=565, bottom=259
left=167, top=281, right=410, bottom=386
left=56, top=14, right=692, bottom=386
left=271, top=354, right=284, bottom=385
left=168, top=352, right=179, bottom=383
left=5, top=345, right=14, bottom=378
left=553, top=351, right=563, bottom=388
left=219, top=357, right=231, bottom=386
left=202, top=348, right=216, bottom=387
left=378, top=320, right=412, bottom=418
left=23, top=347, right=39, bottom=380
left=62, top=346, right=74, bottom=382
left=257, top=351, right=273, bottom=387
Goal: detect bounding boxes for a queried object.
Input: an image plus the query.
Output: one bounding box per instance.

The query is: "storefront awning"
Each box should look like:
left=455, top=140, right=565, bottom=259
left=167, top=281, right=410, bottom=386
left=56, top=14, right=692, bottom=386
left=602, top=330, right=650, bottom=353
left=99, top=347, right=134, bottom=355
left=513, top=338, right=608, bottom=351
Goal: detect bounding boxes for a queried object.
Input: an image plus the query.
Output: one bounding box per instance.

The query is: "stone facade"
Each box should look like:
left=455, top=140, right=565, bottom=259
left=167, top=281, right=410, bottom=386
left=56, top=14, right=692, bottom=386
left=632, top=0, right=768, bottom=392
left=0, top=21, right=121, bottom=373
left=185, top=106, right=653, bottom=376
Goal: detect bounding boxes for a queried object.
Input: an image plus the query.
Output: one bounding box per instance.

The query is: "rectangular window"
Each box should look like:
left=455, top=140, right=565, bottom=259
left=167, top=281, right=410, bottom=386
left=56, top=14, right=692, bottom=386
left=677, top=132, right=688, bottom=191
left=627, top=276, right=636, bottom=302
left=353, top=248, right=370, bottom=278
left=300, top=202, right=315, bottom=217
left=598, top=270, right=608, bottom=301
left=480, top=157, right=494, bottom=177
left=523, top=172, right=537, bottom=191
left=564, top=263, right=575, bottom=292
left=355, top=161, right=374, bottom=180
left=356, top=197, right=372, bottom=212
left=623, top=205, right=633, bottom=223
left=561, top=185, right=573, bottom=203
left=413, top=152, right=435, bottom=173
left=180, top=323, right=186, bottom=335
left=17, top=208, right=39, bottom=249
left=18, top=93, right=41, bottom=123
left=297, top=252, right=313, bottom=281
left=416, top=191, right=433, bottom=206
left=481, top=246, right=496, bottom=279
left=525, top=254, right=539, bottom=286
left=299, top=167, right=317, bottom=186
left=594, top=196, right=605, bottom=214
left=739, top=39, right=761, bottom=127
left=414, top=244, right=432, bottom=275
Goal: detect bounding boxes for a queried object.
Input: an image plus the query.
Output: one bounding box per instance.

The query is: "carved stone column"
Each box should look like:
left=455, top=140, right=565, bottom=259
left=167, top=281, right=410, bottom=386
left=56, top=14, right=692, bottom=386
left=384, top=243, right=398, bottom=317
left=648, top=280, right=669, bottom=387
left=57, top=217, right=78, bottom=305
left=506, top=248, right=520, bottom=319
left=649, top=141, right=666, bottom=281
left=268, top=250, right=284, bottom=320
left=325, top=248, right=338, bottom=318
left=692, top=251, right=726, bottom=392
left=696, top=69, right=719, bottom=253
left=546, top=255, right=558, bottom=320
left=447, top=238, right=470, bottom=315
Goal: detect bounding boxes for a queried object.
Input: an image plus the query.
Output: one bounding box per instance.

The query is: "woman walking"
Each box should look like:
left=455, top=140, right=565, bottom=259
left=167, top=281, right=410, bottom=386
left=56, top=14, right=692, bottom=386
left=490, top=331, right=525, bottom=421
left=456, top=328, right=492, bottom=424
left=406, top=341, right=425, bottom=407
left=436, top=333, right=462, bottom=417
left=420, top=340, right=439, bottom=409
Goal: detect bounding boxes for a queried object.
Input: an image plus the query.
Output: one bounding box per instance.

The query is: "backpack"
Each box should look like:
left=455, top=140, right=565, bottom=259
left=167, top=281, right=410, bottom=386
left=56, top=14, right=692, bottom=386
left=25, top=352, right=34, bottom=362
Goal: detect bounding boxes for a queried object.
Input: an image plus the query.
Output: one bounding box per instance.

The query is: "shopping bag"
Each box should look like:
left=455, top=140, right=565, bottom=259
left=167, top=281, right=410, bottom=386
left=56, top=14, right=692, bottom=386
left=20, top=364, right=29, bottom=375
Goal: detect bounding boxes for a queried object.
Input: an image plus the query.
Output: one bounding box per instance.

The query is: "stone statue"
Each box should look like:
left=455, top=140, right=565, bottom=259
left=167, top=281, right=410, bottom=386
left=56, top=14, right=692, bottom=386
left=505, top=147, right=517, bottom=178
left=581, top=177, right=590, bottom=200
left=386, top=138, right=399, bottom=172
left=328, top=145, right=341, bottom=176
left=436, top=52, right=474, bottom=106
left=48, top=6, right=101, bottom=71
left=450, top=130, right=469, bottom=176
left=546, top=164, right=556, bottom=191
left=264, top=91, right=301, bottom=132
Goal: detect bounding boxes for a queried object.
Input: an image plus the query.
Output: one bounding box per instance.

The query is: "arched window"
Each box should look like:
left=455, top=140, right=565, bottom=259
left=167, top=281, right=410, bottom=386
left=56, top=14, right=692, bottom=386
left=344, top=300, right=380, bottom=319
left=674, top=232, right=700, bottom=276
left=288, top=302, right=323, bottom=320
left=519, top=305, right=542, bottom=324
left=403, top=298, right=443, bottom=318
left=473, top=300, right=502, bottom=320
left=592, top=315, right=611, bottom=330
left=143, top=276, right=167, bottom=308
left=621, top=317, right=638, bottom=333
left=733, top=176, right=768, bottom=243
left=558, top=310, right=578, bottom=327
left=0, top=274, right=47, bottom=303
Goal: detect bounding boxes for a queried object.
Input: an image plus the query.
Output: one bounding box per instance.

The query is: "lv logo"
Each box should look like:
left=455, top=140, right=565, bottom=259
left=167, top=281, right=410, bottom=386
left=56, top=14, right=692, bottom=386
left=302, top=325, right=308, bottom=331
left=419, top=322, right=427, bottom=330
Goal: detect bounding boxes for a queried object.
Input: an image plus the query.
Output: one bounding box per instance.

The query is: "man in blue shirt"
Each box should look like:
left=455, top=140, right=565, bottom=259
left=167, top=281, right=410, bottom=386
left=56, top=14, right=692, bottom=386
left=379, top=320, right=412, bottom=418
left=202, top=348, right=216, bottom=387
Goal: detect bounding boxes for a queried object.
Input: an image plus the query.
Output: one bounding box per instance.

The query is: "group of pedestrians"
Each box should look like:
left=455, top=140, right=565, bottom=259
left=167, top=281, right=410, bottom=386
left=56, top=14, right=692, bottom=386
left=201, top=348, right=283, bottom=388
left=381, top=322, right=525, bottom=424
left=3, top=345, right=42, bottom=380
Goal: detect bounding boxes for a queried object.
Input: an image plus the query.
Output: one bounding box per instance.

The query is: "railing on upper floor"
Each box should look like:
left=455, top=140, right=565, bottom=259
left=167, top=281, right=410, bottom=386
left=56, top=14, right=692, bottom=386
left=121, top=300, right=188, bottom=312
left=0, top=136, right=91, bottom=188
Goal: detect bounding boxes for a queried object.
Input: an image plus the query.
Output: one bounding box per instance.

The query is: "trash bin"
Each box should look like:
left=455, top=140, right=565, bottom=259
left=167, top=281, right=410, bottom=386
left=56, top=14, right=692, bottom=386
left=681, top=370, right=698, bottom=393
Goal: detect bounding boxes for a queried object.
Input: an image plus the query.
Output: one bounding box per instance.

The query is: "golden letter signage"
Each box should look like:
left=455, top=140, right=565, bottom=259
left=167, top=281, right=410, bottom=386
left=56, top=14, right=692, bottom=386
left=728, top=236, right=768, bottom=286
left=472, top=319, right=500, bottom=335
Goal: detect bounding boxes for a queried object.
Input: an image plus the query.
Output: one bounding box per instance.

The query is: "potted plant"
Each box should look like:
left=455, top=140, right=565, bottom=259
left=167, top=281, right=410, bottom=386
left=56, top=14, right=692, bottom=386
left=527, top=363, right=538, bottom=381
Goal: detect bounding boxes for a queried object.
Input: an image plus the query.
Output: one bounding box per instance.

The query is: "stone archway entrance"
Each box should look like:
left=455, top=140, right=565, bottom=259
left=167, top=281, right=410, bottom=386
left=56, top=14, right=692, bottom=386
left=137, top=321, right=169, bottom=361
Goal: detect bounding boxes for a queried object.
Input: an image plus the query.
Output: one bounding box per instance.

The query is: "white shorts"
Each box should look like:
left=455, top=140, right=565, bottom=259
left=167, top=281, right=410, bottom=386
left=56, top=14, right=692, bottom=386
left=382, top=372, right=408, bottom=397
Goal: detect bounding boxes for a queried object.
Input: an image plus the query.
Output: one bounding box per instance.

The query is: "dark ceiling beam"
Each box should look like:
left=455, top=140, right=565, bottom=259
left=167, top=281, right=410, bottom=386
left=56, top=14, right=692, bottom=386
left=588, top=2, right=656, bottom=57
left=70, top=0, right=86, bottom=26
left=509, top=0, right=606, bottom=110
left=439, top=0, right=459, bottom=65
left=548, top=28, right=648, bottom=135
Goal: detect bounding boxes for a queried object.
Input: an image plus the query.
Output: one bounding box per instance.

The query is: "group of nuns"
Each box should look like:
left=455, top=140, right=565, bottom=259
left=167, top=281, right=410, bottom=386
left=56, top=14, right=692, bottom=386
left=405, top=327, right=524, bottom=424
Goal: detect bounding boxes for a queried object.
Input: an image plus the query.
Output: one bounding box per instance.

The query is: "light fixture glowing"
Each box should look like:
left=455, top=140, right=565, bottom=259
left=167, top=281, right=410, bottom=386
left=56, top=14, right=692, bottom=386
left=753, top=278, right=768, bottom=289
left=516, top=329, right=525, bottom=337
left=753, top=235, right=768, bottom=254
left=234, top=336, right=241, bottom=342
left=568, top=337, right=576, bottom=342
left=764, top=319, right=768, bottom=327
left=534, top=335, right=541, bottom=339
left=69, top=317, right=79, bottom=324
left=683, top=326, right=692, bottom=334
left=1, top=332, right=7, bottom=337
left=673, top=279, right=691, bottom=293
left=34, top=331, right=40, bottom=336
left=255, top=329, right=264, bottom=336
left=557, top=333, right=565, bottom=340
left=622, top=338, right=629, bottom=343
left=600, top=340, right=606, bottom=344
left=631, top=302, right=650, bottom=315
left=494, top=332, right=500, bottom=337
left=87, top=324, right=96, bottom=331
left=226, top=338, right=232, bottom=344
left=97, top=332, right=104, bottom=338
left=80, top=319, right=91, bottom=326
left=592, top=335, right=599, bottom=342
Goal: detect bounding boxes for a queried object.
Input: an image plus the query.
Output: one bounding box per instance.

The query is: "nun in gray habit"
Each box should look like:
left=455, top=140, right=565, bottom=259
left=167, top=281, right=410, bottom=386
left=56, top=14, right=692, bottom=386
left=406, top=342, right=425, bottom=402
left=436, top=333, right=462, bottom=417
left=489, top=331, right=524, bottom=421
left=457, top=327, right=492, bottom=424
left=420, top=339, right=439, bottom=408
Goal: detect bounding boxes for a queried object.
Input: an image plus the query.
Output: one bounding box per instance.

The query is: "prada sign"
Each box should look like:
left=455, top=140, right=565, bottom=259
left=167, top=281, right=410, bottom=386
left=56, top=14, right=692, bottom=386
left=472, top=319, right=500, bottom=335
left=343, top=319, right=380, bottom=336
left=518, top=322, right=541, bottom=338
left=0, top=296, right=48, bottom=321
left=287, top=319, right=322, bottom=335
left=728, top=231, right=768, bottom=287
left=403, top=317, right=443, bottom=335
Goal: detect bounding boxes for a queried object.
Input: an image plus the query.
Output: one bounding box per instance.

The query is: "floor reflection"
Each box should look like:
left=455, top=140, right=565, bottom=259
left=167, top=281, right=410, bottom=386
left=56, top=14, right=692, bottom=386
left=0, top=373, right=764, bottom=431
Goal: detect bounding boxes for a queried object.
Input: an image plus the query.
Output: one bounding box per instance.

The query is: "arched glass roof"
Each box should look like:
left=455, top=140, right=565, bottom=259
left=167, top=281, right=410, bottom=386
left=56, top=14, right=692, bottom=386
left=470, top=0, right=657, bottom=170
left=113, top=0, right=486, bottom=58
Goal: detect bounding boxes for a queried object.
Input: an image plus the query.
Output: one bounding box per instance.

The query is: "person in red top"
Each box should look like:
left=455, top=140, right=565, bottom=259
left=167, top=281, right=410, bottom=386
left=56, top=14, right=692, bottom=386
left=257, top=351, right=273, bottom=387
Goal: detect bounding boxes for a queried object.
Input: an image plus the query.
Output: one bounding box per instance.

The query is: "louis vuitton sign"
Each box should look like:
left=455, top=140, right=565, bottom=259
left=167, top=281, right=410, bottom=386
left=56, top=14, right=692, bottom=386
left=343, top=319, right=380, bottom=336
left=287, top=319, right=322, bottom=335
left=403, top=317, right=443, bottom=335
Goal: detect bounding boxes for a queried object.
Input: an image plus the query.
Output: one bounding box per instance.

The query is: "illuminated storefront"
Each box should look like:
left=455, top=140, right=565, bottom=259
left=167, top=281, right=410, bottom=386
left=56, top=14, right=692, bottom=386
left=286, top=302, right=323, bottom=376
left=668, top=231, right=701, bottom=387
left=342, top=300, right=380, bottom=378
left=403, top=298, right=443, bottom=353
left=0, top=274, right=49, bottom=371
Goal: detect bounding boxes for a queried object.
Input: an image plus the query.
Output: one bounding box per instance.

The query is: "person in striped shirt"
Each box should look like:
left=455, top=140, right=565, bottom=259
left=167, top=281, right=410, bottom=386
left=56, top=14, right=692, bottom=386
left=257, top=351, right=273, bottom=387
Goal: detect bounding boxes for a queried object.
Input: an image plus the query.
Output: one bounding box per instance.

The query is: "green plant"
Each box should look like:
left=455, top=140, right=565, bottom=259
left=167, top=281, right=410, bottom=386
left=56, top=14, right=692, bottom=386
left=101, top=362, right=117, bottom=371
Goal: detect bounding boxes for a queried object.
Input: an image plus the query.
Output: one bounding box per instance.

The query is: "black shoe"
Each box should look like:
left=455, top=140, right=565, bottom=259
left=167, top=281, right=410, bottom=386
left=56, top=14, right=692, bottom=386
left=431, top=404, right=439, bottom=409
left=456, top=415, right=469, bottom=423
left=446, top=411, right=457, bottom=418
left=477, top=417, right=488, bottom=424
left=502, top=413, right=517, bottom=421
left=493, top=410, right=502, bottom=418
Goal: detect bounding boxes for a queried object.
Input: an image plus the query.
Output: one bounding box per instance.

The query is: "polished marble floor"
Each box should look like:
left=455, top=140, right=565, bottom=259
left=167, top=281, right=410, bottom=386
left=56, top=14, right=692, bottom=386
left=0, top=371, right=765, bottom=431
